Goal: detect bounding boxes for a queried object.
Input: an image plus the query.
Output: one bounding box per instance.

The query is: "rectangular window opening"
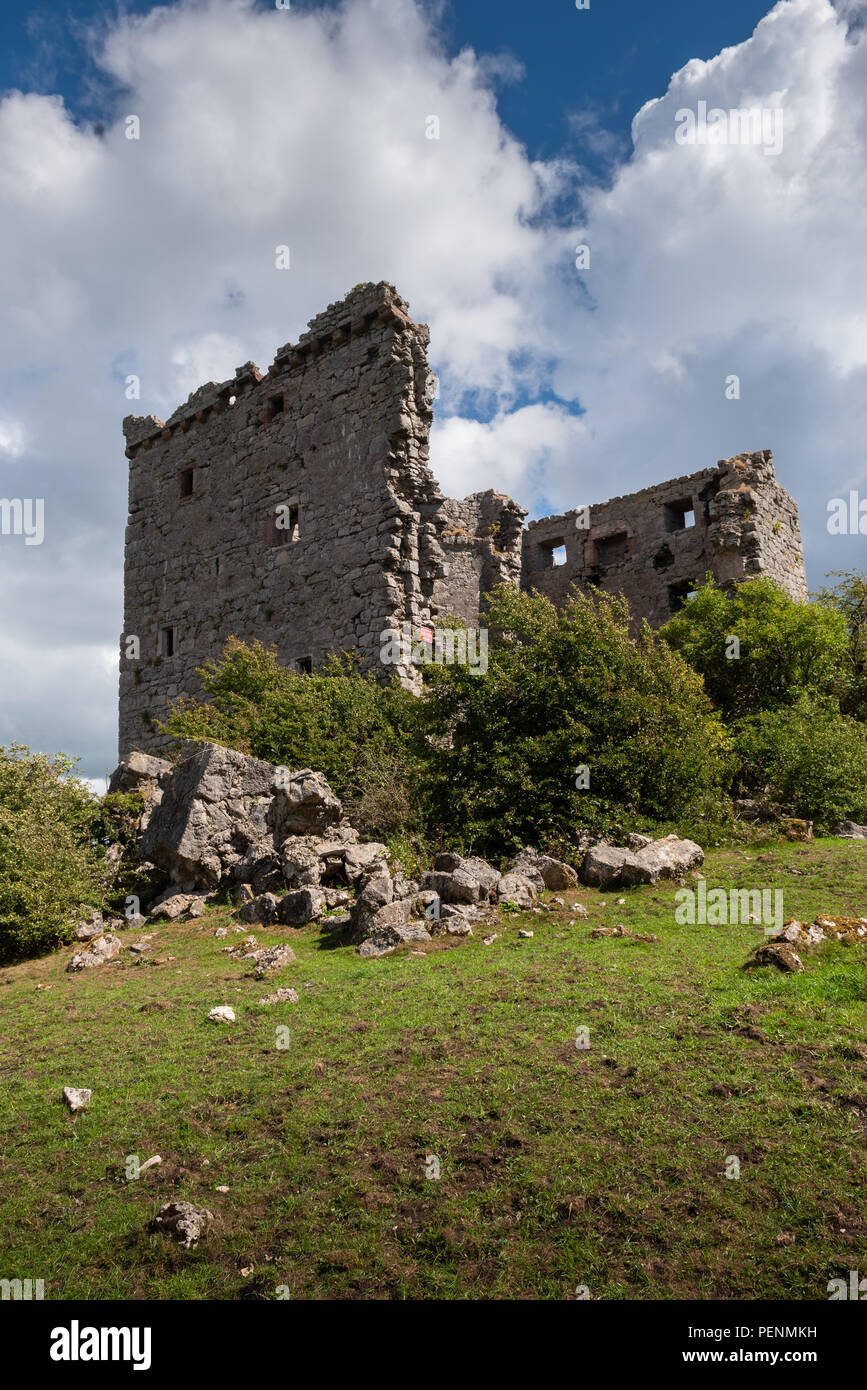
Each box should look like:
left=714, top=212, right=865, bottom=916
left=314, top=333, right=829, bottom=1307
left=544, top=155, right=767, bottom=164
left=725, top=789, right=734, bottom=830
left=668, top=581, right=697, bottom=614
left=161, top=626, right=175, bottom=657
left=269, top=393, right=284, bottom=417
left=179, top=468, right=194, bottom=498
left=536, top=537, right=567, bottom=570
left=664, top=499, right=695, bottom=532
left=296, top=655, right=312, bottom=674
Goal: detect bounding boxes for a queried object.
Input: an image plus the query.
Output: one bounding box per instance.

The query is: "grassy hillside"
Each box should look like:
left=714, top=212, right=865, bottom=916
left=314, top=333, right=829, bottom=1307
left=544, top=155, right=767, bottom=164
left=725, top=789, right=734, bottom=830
left=1, top=838, right=865, bottom=1301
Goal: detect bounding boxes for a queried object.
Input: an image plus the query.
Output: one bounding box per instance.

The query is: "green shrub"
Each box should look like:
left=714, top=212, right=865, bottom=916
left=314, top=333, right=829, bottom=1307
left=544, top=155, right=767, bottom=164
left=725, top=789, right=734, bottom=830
left=417, top=585, right=731, bottom=856
left=0, top=745, right=105, bottom=962
left=162, top=639, right=424, bottom=839
left=660, top=575, right=849, bottom=719
left=733, top=694, right=867, bottom=831
left=813, top=570, right=867, bottom=721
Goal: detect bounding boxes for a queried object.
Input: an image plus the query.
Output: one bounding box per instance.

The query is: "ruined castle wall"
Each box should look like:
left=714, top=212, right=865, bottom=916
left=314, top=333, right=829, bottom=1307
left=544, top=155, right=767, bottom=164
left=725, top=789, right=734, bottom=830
left=119, top=283, right=440, bottom=757
left=523, top=451, right=807, bottom=626
left=119, top=278, right=808, bottom=761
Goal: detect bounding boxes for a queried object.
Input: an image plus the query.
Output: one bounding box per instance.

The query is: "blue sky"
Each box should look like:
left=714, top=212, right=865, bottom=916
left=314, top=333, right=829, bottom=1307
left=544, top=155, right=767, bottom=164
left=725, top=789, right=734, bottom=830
left=0, top=0, right=865, bottom=777
left=1, top=1, right=777, bottom=168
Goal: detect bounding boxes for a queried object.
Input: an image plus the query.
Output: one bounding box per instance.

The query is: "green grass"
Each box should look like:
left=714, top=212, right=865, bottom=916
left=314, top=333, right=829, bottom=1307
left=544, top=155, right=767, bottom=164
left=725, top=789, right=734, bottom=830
left=1, top=837, right=865, bottom=1300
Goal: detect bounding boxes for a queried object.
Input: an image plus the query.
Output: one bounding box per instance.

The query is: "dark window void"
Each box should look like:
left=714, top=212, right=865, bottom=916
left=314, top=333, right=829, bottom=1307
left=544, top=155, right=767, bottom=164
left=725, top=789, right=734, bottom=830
left=266, top=503, right=300, bottom=546
left=537, top=538, right=567, bottom=570
left=269, top=393, right=284, bottom=417
left=161, top=627, right=175, bottom=657
left=179, top=468, right=194, bottom=498
left=668, top=581, right=697, bottom=613
left=296, top=656, right=312, bottom=674
left=595, top=532, right=629, bottom=567
left=664, top=499, right=695, bottom=532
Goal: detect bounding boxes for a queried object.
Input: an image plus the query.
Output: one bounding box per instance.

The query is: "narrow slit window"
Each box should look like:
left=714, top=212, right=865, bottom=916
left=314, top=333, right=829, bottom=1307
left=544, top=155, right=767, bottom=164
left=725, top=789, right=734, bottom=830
left=179, top=468, right=194, bottom=498
left=161, top=627, right=175, bottom=657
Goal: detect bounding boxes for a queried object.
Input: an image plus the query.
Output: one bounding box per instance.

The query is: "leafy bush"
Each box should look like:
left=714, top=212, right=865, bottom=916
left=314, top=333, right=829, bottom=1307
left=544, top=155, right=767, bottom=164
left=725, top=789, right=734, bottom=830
left=0, top=745, right=105, bottom=962
left=660, top=575, right=849, bottom=719
left=162, top=639, right=423, bottom=839
left=417, top=586, right=731, bottom=856
left=733, top=694, right=867, bottom=831
left=813, top=570, right=867, bottom=721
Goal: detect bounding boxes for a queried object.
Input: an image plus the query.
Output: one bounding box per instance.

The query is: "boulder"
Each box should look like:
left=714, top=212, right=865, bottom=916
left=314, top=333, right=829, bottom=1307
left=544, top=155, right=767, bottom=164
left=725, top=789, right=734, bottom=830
left=580, top=845, right=643, bottom=889
left=271, top=769, right=342, bottom=837
left=67, top=934, right=122, bottom=972
left=258, top=987, right=299, bottom=1005
left=343, top=842, right=389, bottom=883
left=496, top=872, right=537, bottom=908
left=582, top=836, right=704, bottom=889
left=752, top=943, right=804, bottom=973
left=148, top=1200, right=213, bottom=1249
left=357, top=921, right=431, bottom=958
left=507, top=849, right=577, bottom=891
left=62, top=1087, right=91, bottom=1113
left=75, top=910, right=105, bottom=941
left=833, top=821, right=867, bottom=839
left=108, top=751, right=172, bottom=796
left=781, top=817, right=813, bottom=842
left=275, top=888, right=326, bottom=927
left=433, top=854, right=501, bottom=898
left=208, top=1006, right=235, bottom=1024
left=250, top=943, right=296, bottom=978
left=239, top=892, right=280, bottom=926
left=140, top=742, right=277, bottom=888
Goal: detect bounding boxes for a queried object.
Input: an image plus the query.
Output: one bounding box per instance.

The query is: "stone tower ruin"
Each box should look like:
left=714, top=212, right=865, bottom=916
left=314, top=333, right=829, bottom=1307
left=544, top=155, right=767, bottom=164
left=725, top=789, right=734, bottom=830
left=120, top=281, right=807, bottom=758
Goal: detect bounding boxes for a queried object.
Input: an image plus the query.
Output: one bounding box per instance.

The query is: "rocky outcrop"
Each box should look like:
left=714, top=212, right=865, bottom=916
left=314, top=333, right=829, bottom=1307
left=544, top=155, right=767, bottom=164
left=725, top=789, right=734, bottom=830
left=67, top=934, right=122, bottom=972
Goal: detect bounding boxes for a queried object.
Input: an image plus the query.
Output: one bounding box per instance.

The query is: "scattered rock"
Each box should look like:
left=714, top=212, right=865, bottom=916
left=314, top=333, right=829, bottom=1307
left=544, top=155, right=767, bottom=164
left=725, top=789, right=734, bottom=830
left=496, top=873, right=537, bottom=908
left=258, top=988, right=299, bottom=1005
left=276, top=888, right=326, bottom=927
left=752, top=943, right=804, bottom=972
left=832, top=821, right=867, bottom=839
left=507, top=849, right=577, bottom=890
left=250, top=943, right=296, bottom=979
left=67, top=934, right=122, bottom=972
left=482, top=933, right=498, bottom=945
left=148, top=1200, right=213, bottom=1249
left=208, top=1006, right=236, bottom=1023
left=239, top=892, right=280, bottom=926
left=781, top=817, right=813, bottom=842
left=357, top=921, right=431, bottom=958
left=214, top=927, right=228, bottom=939
left=62, top=1087, right=91, bottom=1113
left=582, top=835, right=704, bottom=889
left=518, top=929, right=534, bottom=938
left=75, top=910, right=105, bottom=941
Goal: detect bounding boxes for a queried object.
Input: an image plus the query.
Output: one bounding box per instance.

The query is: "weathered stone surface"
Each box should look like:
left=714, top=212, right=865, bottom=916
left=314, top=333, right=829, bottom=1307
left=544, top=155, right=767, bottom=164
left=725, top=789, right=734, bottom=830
left=62, top=1087, right=91, bottom=1113
left=239, top=892, right=280, bottom=926
left=581, top=845, right=643, bottom=889
left=433, top=854, right=501, bottom=897
left=271, top=770, right=342, bottom=837
left=140, top=742, right=276, bottom=888
left=275, top=888, right=325, bottom=927
left=618, top=835, right=704, bottom=886
left=208, top=1006, right=235, bottom=1023
left=781, top=817, right=813, bottom=842
left=67, top=934, right=122, bottom=972
left=582, top=835, right=703, bottom=888
left=507, top=849, right=577, bottom=890
left=357, top=921, right=431, bottom=958
left=496, top=872, right=537, bottom=907
left=75, top=910, right=105, bottom=940
left=149, top=1200, right=213, bottom=1249
left=108, top=751, right=172, bottom=795
left=343, top=842, right=389, bottom=883
left=258, top=987, right=299, bottom=1005
left=250, top=943, right=296, bottom=978
left=833, top=821, right=867, bottom=839
left=752, top=943, right=804, bottom=972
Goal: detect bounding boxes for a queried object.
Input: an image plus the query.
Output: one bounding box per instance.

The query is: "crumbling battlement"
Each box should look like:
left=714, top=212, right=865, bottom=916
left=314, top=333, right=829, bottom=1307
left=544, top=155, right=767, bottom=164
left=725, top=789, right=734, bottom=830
left=119, top=283, right=807, bottom=758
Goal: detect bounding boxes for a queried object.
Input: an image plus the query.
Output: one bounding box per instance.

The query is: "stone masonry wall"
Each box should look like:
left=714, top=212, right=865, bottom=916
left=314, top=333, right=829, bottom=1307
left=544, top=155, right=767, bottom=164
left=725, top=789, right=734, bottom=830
left=523, top=450, right=807, bottom=627
left=119, top=284, right=807, bottom=758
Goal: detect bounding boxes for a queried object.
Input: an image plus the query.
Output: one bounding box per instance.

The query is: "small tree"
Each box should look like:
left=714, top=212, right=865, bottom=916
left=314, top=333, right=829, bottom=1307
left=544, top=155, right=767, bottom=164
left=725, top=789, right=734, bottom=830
left=813, top=570, right=867, bottom=721
left=418, top=585, right=731, bottom=856
left=660, top=575, right=849, bottom=719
